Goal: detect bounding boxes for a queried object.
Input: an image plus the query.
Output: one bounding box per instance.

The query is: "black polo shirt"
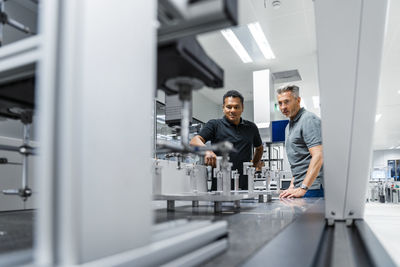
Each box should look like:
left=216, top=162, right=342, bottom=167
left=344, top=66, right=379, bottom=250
left=199, top=116, right=262, bottom=189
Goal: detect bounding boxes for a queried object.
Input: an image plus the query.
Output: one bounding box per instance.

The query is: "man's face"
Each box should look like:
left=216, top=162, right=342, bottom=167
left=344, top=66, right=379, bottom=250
left=223, top=97, right=243, bottom=124
left=277, top=91, right=301, bottom=119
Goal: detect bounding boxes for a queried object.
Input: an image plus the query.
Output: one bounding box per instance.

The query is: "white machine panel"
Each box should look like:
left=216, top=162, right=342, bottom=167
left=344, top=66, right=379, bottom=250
left=315, top=0, right=388, bottom=220
left=157, top=160, right=208, bottom=194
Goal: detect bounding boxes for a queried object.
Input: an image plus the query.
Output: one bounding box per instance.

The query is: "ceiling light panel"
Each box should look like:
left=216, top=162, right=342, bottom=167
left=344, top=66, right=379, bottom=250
left=221, top=22, right=275, bottom=63
left=248, top=22, right=275, bottom=60
left=221, top=29, right=253, bottom=63
left=375, top=114, right=382, bottom=122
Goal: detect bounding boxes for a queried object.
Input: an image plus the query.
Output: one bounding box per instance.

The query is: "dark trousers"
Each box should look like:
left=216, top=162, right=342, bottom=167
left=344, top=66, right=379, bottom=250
left=304, top=185, right=324, bottom=198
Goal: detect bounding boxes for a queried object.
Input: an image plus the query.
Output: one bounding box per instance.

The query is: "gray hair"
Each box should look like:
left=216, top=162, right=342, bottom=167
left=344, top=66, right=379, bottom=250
left=276, top=85, right=300, bottom=99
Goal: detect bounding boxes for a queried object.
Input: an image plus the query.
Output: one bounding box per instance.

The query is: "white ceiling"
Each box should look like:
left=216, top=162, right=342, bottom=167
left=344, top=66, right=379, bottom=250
left=196, top=0, right=400, bottom=151
left=197, top=0, right=320, bottom=113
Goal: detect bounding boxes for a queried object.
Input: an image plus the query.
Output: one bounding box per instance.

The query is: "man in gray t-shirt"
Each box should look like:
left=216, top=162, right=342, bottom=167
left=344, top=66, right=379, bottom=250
left=277, top=85, right=324, bottom=198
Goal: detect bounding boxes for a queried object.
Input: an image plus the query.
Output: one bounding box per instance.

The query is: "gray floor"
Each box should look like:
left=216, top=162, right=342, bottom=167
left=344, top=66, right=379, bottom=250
left=0, top=210, right=34, bottom=255
left=154, top=198, right=321, bottom=266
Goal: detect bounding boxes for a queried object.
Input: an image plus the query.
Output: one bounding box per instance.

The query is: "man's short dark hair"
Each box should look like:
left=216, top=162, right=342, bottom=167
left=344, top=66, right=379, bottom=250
left=223, top=90, right=244, bottom=105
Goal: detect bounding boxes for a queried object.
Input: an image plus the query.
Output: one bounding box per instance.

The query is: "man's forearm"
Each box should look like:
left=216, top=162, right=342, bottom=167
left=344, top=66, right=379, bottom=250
left=252, top=146, right=263, bottom=166
left=190, top=135, right=206, bottom=147
left=302, top=152, right=323, bottom=188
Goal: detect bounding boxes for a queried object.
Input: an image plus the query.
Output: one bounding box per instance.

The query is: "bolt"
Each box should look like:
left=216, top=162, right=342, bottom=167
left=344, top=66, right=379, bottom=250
left=349, top=211, right=354, bottom=216
left=331, top=211, right=336, bottom=216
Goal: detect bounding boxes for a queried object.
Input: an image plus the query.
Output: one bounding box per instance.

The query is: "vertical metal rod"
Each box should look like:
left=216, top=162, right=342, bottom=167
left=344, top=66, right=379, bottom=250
left=222, top=161, right=231, bottom=195
left=181, top=99, right=190, bottom=147
left=22, top=123, right=31, bottom=189
left=248, top=168, right=255, bottom=194
left=214, top=202, right=222, bottom=213
left=167, top=200, right=175, bottom=211
left=234, top=200, right=240, bottom=209
left=153, top=100, right=157, bottom=158
left=268, top=143, right=271, bottom=170
left=0, top=0, right=4, bottom=46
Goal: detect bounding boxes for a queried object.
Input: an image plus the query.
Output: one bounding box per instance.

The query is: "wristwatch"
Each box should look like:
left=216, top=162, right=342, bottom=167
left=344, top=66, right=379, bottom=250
left=300, top=184, right=309, bottom=191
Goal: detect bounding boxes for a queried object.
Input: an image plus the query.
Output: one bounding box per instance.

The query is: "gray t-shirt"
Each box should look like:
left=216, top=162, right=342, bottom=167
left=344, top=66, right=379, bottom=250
left=285, top=108, right=323, bottom=190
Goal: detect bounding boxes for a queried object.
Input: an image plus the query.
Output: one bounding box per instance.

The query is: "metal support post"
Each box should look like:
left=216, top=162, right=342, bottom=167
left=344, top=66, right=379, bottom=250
left=214, top=202, right=222, bottom=213
left=167, top=200, right=175, bottom=212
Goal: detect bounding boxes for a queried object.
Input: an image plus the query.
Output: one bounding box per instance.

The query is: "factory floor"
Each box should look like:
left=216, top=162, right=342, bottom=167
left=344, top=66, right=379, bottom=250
left=364, top=203, right=400, bottom=266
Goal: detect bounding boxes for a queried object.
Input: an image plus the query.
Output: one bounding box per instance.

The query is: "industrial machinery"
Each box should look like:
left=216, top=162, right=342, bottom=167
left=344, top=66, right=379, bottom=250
left=0, top=0, right=37, bottom=203
left=0, top=1, right=397, bottom=266
left=154, top=0, right=259, bottom=213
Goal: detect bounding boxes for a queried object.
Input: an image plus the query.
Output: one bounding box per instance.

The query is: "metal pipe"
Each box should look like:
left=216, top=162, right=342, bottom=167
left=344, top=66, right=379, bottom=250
left=181, top=99, right=190, bottom=147
left=0, top=0, right=4, bottom=46
left=21, top=124, right=30, bottom=189
left=7, top=17, right=31, bottom=34
left=3, top=189, right=19, bottom=195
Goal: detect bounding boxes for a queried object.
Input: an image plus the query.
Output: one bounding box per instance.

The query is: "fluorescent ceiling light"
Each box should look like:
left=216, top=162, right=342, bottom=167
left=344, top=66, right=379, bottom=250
left=300, top=98, right=307, bottom=109
left=248, top=22, right=275, bottom=60
left=389, top=146, right=395, bottom=149
left=312, top=96, right=320, bottom=109
left=221, top=29, right=253, bottom=63
left=375, top=114, right=382, bottom=122
left=396, top=145, right=400, bottom=149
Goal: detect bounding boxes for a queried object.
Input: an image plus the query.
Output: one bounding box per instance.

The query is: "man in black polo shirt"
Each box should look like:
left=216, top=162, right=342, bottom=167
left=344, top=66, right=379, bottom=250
left=190, top=90, right=263, bottom=190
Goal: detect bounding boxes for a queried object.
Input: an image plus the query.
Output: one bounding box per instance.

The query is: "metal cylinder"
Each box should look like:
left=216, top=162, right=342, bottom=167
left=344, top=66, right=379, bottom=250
left=234, top=174, right=239, bottom=191
left=153, top=162, right=162, bottom=195
left=222, top=167, right=231, bottom=195
left=248, top=168, right=255, bottom=194
left=216, top=172, right=223, bottom=192
left=181, top=99, right=190, bottom=147
left=21, top=124, right=30, bottom=190
left=392, top=189, right=398, bottom=204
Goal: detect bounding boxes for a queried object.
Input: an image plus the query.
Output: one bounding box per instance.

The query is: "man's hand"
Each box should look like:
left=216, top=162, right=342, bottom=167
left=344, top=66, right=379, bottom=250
left=204, top=151, right=217, bottom=167
left=253, top=160, right=264, bottom=172
left=279, top=187, right=307, bottom=198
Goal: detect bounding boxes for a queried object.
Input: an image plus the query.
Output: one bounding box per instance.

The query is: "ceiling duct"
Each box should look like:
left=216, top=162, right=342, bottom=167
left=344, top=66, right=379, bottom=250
left=272, top=69, right=302, bottom=84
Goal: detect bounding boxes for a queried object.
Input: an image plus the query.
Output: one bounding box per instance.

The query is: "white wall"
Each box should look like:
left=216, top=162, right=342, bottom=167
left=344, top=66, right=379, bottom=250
left=372, top=149, right=400, bottom=168
left=157, top=89, right=221, bottom=123
left=193, top=90, right=220, bottom=122
left=241, top=100, right=253, bottom=121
